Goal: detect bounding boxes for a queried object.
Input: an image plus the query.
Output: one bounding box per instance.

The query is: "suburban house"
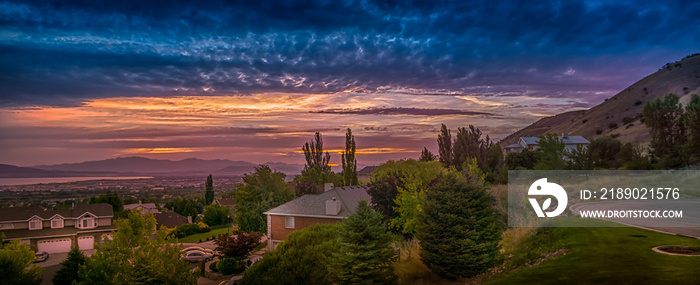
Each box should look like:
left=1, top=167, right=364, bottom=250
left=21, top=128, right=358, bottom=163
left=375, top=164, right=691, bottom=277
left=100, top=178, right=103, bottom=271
left=357, top=166, right=378, bottom=181
left=0, top=203, right=115, bottom=253
left=263, top=185, right=371, bottom=250
left=153, top=212, right=189, bottom=229
left=503, top=133, right=590, bottom=155
left=123, top=202, right=160, bottom=214
left=214, top=197, right=237, bottom=210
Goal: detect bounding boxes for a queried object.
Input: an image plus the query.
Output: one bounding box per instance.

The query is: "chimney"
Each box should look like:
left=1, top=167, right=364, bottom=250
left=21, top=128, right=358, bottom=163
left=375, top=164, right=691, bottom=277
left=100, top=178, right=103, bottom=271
left=187, top=216, right=192, bottom=224
left=562, top=132, right=568, bottom=138
left=326, top=197, right=341, bottom=215
left=324, top=183, right=334, bottom=192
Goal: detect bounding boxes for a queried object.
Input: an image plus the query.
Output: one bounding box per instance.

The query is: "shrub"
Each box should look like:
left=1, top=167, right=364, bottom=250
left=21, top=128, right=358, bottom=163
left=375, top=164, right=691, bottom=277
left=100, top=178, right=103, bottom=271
left=635, top=100, right=643, bottom=106
left=596, top=129, right=603, bottom=135
left=610, top=133, right=621, bottom=139
left=622, top=117, right=636, bottom=125
left=608, top=123, right=618, bottom=129
left=217, top=257, right=245, bottom=275
left=198, top=222, right=211, bottom=233
left=209, top=261, right=219, bottom=273
left=582, top=119, right=588, bottom=124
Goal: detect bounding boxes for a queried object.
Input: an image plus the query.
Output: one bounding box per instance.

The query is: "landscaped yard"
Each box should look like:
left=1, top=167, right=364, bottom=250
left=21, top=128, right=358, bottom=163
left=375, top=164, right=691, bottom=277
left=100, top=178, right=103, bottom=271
left=488, top=218, right=700, bottom=284
left=178, top=224, right=233, bottom=243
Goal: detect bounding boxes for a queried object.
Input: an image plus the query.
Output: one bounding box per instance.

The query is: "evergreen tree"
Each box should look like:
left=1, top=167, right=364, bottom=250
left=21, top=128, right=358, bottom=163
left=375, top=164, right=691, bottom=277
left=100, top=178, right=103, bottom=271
left=341, top=128, right=358, bottom=186
left=417, top=175, right=502, bottom=280
left=418, top=147, right=436, bottom=161
left=437, top=124, right=452, bottom=168
left=52, top=248, right=88, bottom=285
left=205, top=174, right=214, bottom=205
left=331, top=200, right=397, bottom=285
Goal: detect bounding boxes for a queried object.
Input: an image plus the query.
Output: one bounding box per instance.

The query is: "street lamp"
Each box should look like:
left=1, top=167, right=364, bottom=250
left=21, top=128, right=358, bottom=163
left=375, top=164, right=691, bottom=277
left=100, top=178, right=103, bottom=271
left=227, top=214, right=231, bottom=235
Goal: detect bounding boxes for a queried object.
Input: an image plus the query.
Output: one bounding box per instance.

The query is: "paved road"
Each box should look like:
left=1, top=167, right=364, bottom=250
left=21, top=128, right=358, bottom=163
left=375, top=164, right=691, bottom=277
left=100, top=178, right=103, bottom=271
left=570, top=200, right=700, bottom=238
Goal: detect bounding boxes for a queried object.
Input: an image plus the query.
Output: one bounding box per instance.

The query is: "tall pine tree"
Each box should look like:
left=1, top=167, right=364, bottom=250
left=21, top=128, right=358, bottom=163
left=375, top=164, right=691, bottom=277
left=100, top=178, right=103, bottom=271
left=417, top=174, right=502, bottom=280
left=52, top=248, right=88, bottom=285
left=332, top=200, right=397, bottom=285
left=341, top=128, right=358, bottom=186
left=205, top=174, right=214, bottom=205
left=419, top=147, right=436, bottom=161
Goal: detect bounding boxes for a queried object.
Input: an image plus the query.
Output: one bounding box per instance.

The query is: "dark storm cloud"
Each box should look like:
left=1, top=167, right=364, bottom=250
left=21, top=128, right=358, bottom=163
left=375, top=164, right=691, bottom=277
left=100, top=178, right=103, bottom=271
left=1, top=0, right=699, bottom=106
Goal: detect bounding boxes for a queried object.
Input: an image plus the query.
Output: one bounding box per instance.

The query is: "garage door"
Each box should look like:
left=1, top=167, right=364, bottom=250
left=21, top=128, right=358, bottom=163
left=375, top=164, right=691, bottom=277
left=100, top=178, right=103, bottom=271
left=78, top=236, right=94, bottom=250
left=37, top=238, right=72, bottom=253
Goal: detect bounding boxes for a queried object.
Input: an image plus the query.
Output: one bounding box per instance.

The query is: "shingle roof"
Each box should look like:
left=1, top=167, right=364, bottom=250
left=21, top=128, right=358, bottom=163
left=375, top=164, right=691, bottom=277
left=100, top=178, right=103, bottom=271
left=0, top=203, right=113, bottom=222
left=154, top=212, right=189, bottom=229
left=358, top=166, right=378, bottom=176
left=216, top=198, right=237, bottom=207
left=504, top=144, right=522, bottom=149
left=264, top=186, right=371, bottom=218
left=124, top=203, right=157, bottom=210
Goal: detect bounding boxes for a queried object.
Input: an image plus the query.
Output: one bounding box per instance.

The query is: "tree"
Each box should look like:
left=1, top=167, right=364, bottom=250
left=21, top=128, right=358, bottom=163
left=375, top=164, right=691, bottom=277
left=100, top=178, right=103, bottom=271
left=0, top=238, right=43, bottom=285
left=341, top=128, right=359, bottom=186
left=164, top=197, right=199, bottom=220
left=240, top=224, right=340, bottom=285
left=534, top=133, right=566, bottom=170
left=566, top=147, right=592, bottom=170
left=235, top=165, right=295, bottom=233
left=214, top=229, right=261, bottom=260
left=685, top=94, right=700, bottom=163
left=418, top=147, right=436, bottom=162
left=452, top=125, right=486, bottom=171
left=52, top=248, right=88, bottom=285
left=205, top=174, right=214, bottom=205
left=367, top=170, right=403, bottom=222
left=642, top=93, right=687, bottom=168
left=77, top=210, right=197, bottom=285
left=331, top=200, right=397, bottom=285
left=417, top=175, right=502, bottom=280
left=203, top=203, right=231, bottom=226
left=437, top=124, right=452, bottom=168
left=588, top=136, right=622, bottom=169
left=302, top=132, right=332, bottom=181
left=505, top=149, right=539, bottom=170
left=89, top=191, right=123, bottom=213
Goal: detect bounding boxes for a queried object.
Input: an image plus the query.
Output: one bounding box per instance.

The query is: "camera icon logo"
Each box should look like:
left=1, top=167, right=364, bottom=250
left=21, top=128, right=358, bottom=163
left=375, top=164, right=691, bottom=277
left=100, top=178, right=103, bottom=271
left=528, top=178, right=568, bottom=218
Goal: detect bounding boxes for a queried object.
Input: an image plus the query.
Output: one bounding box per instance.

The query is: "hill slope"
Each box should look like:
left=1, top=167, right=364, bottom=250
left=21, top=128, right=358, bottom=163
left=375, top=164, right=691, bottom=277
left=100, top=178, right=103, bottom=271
left=500, top=54, right=700, bottom=145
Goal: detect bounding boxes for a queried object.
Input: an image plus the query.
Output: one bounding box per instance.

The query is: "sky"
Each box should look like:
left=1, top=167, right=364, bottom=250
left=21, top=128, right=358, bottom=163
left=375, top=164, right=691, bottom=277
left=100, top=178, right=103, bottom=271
left=1, top=0, right=699, bottom=167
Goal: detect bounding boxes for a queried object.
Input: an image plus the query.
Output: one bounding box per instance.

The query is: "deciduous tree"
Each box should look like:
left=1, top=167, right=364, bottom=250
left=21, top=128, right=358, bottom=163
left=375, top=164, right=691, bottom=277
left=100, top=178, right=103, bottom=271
left=341, top=128, right=358, bottom=186
left=214, top=229, right=261, bottom=260
left=643, top=93, right=687, bottom=167
left=437, top=124, right=452, bottom=168
left=0, top=237, right=43, bottom=285
left=235, top=165, right=295, bottom=233
left=203, top=203, right=231, bottom=226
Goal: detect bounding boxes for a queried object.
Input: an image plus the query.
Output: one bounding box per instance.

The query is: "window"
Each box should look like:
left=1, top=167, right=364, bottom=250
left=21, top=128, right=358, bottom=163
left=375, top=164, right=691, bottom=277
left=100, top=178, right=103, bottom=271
left=80, top=217, right=94, bottom=229
left=51, top=218, right=64, bottom=229
left=285, top=216, right=295, bottom=229
left=29, top=219, right=42, bottom=230
left=529, top=145, right=535, bottom=151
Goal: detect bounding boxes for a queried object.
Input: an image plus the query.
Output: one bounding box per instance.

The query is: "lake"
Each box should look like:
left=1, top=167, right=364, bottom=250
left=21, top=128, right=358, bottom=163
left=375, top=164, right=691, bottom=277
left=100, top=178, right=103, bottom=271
left=0, top=176, right=153, bottom=186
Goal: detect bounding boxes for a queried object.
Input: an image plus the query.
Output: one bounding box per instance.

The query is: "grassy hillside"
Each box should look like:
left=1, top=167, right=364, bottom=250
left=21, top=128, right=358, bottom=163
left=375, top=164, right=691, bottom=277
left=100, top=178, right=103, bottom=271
left=488, top=219, right=700, bottom=285
left=500, top=54, right=700, bottom=146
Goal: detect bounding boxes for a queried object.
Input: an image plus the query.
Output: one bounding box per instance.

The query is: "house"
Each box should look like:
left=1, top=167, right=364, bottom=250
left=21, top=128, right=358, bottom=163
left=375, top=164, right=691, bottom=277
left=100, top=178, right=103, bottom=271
left=0, top=203, right=115, bottom=253
left=503, top=133, right=590, bottom=155
left=123, top=201, right=160, bottom=214
left=357, top=166, right=378, bottom=181
left=214, top=197, right=237, bottom=210
left=153, top=212, right=189, bottom=229
left=263, top=185, right=371, bottom=250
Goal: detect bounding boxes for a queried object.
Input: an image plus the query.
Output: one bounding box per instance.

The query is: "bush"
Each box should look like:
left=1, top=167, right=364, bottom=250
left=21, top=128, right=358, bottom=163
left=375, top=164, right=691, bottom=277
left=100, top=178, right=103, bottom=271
left=635, top=100, right=643, bottom=106
left=622, top=116, right=636, bottom=125
left=608, top=123, right=618, bottom=129
left=217, top=257, right=245, bottom=275
left=596, top=129, right=603, bottom=135
left=170, top=223, right=209, bottom=238
left=582, top=119, right=588, bottom=124
left=209, top=261, right=219, bottom=273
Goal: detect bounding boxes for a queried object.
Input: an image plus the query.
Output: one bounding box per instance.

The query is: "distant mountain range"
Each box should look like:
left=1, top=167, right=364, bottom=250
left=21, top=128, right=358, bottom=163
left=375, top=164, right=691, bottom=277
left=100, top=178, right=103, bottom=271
left=0, top=157, right=311, bottom=178
left=500, top=54, right=700, bottom=146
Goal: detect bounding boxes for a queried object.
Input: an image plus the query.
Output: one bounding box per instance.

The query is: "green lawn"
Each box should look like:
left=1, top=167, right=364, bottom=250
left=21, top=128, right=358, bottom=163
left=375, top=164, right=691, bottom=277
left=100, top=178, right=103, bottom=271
left=488, top=219, right=700, bottom=284
left=178, top=224, right=232, bottom=243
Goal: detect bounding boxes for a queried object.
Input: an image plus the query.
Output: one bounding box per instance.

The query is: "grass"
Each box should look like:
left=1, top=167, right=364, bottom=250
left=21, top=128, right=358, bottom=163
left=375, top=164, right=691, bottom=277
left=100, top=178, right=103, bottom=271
left=178, top=224, right=231, bottom=243
left=487, top=218, right=700, bottom=285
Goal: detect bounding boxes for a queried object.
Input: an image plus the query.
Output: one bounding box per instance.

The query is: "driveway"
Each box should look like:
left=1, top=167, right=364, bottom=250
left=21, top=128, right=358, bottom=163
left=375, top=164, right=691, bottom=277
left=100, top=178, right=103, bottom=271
left=34, top=249, right=95, bottom=285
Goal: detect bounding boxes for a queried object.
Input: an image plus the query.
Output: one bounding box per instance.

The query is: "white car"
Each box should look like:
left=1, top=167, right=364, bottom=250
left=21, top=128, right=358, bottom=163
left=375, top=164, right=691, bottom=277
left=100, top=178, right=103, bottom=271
left=181, top=250, right=213, bottom=263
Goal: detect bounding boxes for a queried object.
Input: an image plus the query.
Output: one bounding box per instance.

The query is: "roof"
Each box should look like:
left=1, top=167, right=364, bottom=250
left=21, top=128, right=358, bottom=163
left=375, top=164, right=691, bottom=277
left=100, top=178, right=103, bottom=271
left=357, top=166, right=378, bottom=176
left=124, top=203, right=158, bottom=210
left=504, top=144, right=522, bottom=149
left=216, top=198, right=237, bottom=207
left=520, top=135, right=590, bottom=145
left=154, top=212, right=189, bottom=229
left=0, top=225, right=116, bottom=240
left=264, top=186, right=371, bottom=218
left=0, top=203, right=113, bottom=222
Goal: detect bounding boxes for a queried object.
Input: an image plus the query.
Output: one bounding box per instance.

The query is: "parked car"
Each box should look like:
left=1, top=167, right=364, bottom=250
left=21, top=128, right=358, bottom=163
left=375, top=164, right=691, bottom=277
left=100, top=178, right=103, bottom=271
left=34, top=251, right=49, bottom=263
left=181, top=250, right=213, bottom=263
left=181, top=246, right=214, bottom=255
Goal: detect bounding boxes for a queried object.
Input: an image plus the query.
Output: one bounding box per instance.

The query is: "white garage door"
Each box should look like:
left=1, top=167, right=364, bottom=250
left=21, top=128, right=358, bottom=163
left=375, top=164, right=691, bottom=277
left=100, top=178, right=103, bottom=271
left=78, top=236, right=94, bottom=250
left=37, top=238, right=72, bottom=253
